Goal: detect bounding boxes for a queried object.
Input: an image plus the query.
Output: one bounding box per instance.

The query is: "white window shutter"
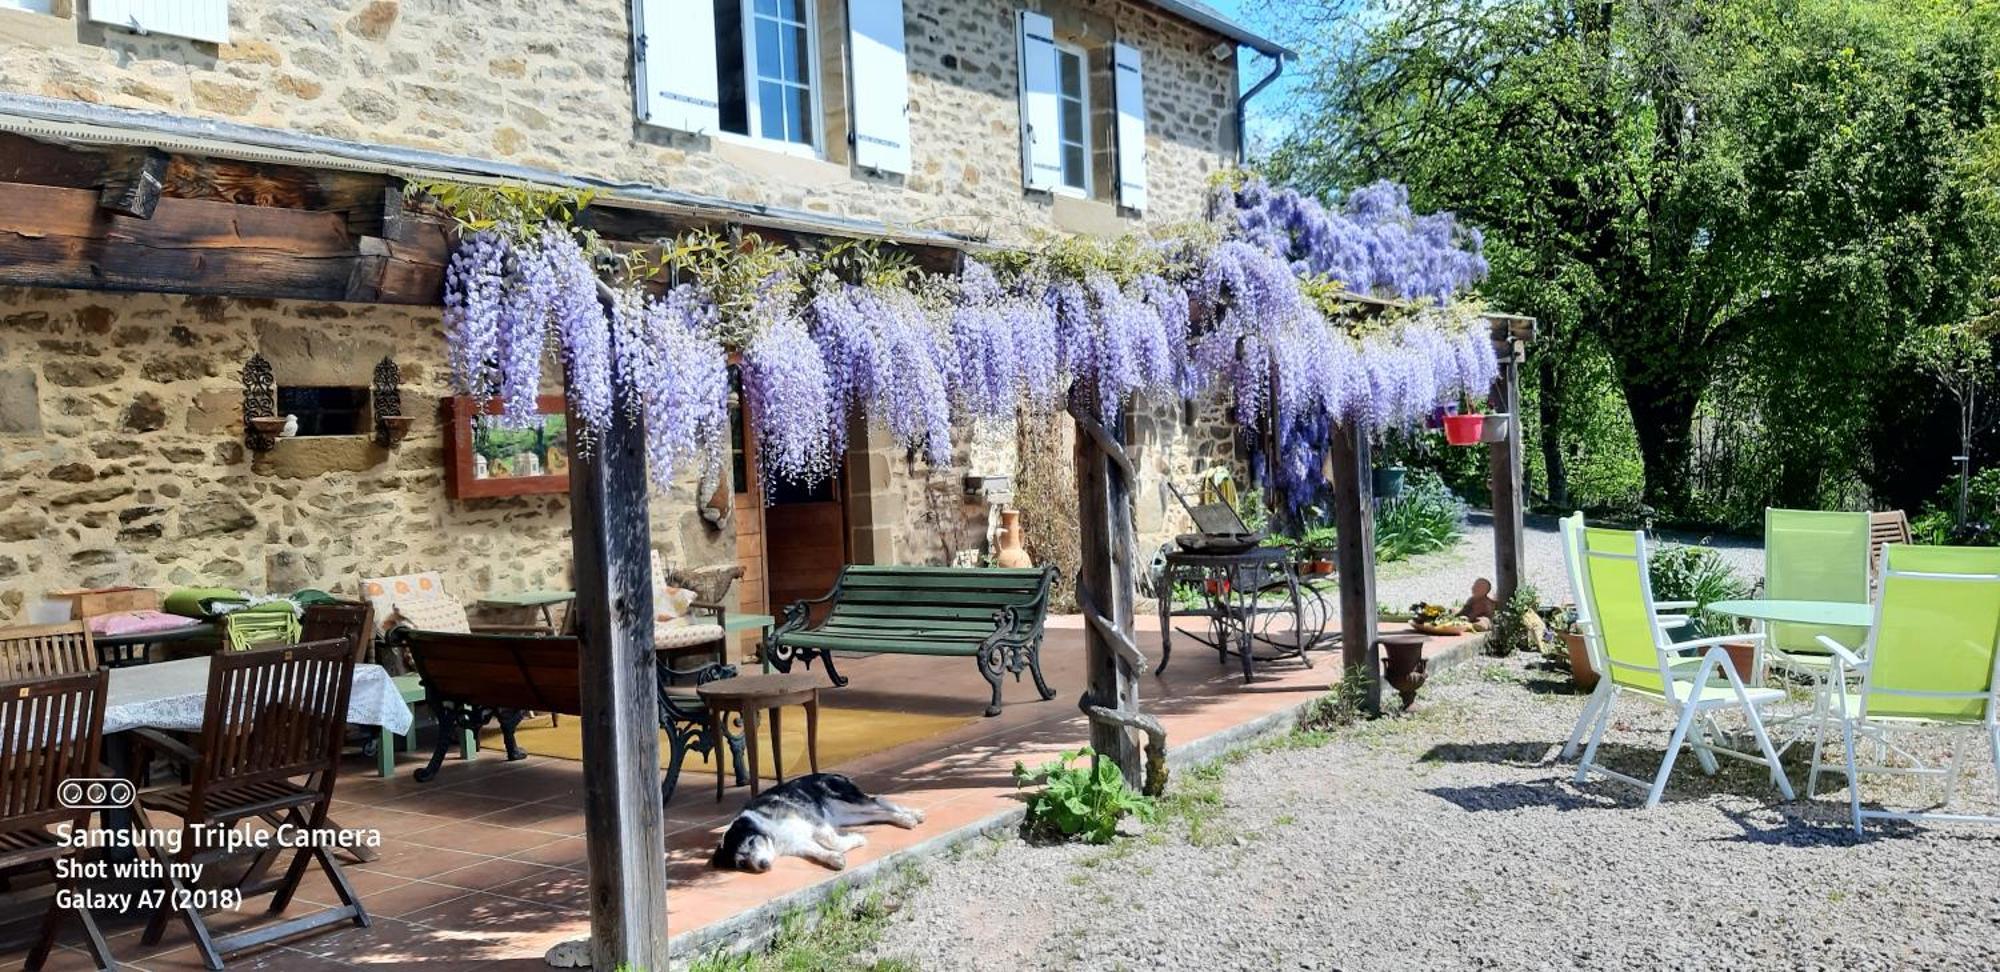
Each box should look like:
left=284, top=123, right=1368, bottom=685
left=633, top=0, right=720, bottom=134
left=1112, top=42, right=1147, bottom=211
left=1016, top=10, right=1061, bottom=192
left=88, top=0, right=229, bottom=45
left=847, top=0, right=911, bottom=174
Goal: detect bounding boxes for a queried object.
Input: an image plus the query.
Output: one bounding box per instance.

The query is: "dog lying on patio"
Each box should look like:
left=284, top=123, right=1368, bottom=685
left=712, top=773, right=925, bottom=873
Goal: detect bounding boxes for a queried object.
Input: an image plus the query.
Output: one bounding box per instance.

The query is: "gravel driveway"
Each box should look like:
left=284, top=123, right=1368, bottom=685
left=1375, top=512, right=1764, bottom=611
left=864, top=653, right=2000, bottom=972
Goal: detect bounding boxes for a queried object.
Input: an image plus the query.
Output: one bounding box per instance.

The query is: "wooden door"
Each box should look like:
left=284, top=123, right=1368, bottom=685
left=763, top=473, right=848, bottom=621
left=729, top=367, right=848, bottom=636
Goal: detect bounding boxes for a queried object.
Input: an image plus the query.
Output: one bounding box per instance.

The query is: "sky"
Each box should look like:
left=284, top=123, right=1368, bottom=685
left=1201, top=0, right=1315, bottom=156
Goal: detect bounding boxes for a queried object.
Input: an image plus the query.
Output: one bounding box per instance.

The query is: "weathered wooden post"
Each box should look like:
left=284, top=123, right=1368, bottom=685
left=1328, top=420, right=1382, bottom=715
left=1069, top=391, right=1164, bottom=792
left=567, top=285, right=670, bottom=970
left=1486, top=316, right=1530, bottom=603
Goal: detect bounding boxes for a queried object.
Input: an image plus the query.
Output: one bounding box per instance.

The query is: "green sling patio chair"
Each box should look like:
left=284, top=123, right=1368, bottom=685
left=1762, top=508, right=1872, bottom=681
left=1807, top=544, right=2000, bottom=836
left=1556, top=513, right=1699, bottom=760
left=1572, top=527, right=1795, bottom=808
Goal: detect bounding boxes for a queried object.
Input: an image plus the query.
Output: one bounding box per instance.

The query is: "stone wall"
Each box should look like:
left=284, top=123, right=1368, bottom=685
left=0, top=0, right=1250, bottom=613
left=0, top=0, right=1240, bottom=244
left=0, top=286, right=729, bottom=622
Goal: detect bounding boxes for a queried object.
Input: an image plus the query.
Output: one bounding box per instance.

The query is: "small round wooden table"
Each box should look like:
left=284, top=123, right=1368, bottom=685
left=696, top=672, right=825, bottom=801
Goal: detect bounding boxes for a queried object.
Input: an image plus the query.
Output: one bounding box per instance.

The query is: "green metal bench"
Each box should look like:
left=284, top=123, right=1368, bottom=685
left=767, top=565, right=1058, bottom=717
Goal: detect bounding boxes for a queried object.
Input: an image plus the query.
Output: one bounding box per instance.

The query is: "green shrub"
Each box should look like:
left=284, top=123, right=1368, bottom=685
left=1376, top=469, right=1468, bottom=562
left=1014, top=746, right=1155, bottom=845
left=1913, top=467, right=2000, bottom=545
left=1300, top=665, right=1375, bottom=729
left=1484, top=583, right=1541, bottom=657
left=1647, top=542, right=1751, bottom=635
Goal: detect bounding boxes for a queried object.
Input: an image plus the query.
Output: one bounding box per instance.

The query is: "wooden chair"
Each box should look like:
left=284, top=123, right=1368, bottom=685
left=1870, top=510, right=1914, bottom=570
left=299, top=601, right=375, bottom=664
left=0, top=670, right=114, bottom=971
left=130, top=640, right=366, bottom=970
left=0, top=621, right=99, bottom=679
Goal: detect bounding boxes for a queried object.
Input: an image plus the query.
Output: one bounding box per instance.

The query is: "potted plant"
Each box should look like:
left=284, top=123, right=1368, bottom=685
left=1443, top=411, right=1513, bottom=446
left=1647, top=541, right=1752, bottom=645
left=1372, top=465, right=1407, bottom=500
left=1551, top=607, right=1597, bottom=691
left=1299, top=525, right=1337, bottom=574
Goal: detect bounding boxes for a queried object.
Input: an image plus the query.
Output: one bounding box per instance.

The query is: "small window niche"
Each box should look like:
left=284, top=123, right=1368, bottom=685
left=276, top=386, right=371, bottom=438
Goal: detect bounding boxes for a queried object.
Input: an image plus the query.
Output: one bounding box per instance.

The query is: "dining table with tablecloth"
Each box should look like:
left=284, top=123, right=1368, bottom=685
left=103, top=655, right=413, bottom=736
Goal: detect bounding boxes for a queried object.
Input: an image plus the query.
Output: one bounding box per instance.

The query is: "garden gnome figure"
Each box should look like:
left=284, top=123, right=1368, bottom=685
left=1460, top=578, right=1498, bottom=626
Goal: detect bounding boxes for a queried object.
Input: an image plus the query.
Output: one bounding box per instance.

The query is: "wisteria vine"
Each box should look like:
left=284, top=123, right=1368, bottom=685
left=435, top=175, right=1498, bottom=509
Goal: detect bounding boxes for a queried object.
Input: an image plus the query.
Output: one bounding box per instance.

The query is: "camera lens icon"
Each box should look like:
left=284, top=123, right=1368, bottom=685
left=59, top=778, right=134, bottom=810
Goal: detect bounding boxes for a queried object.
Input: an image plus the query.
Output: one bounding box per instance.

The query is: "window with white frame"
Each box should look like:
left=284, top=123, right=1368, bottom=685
left=0, top=0, right=56, bottom=14
left=1054, top=42, right=1091, bottom=194
left=637, top=0, right=912, bottom=172
left=713, top=0, right=822, bottom=149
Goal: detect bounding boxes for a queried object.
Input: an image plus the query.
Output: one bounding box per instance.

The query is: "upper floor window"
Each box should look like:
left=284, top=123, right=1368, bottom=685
left=716, top=0, right=822, bottom=150
left=1018, top=11, right=1148, bottom=210
left=1054, top=43, right=1091, bottom=195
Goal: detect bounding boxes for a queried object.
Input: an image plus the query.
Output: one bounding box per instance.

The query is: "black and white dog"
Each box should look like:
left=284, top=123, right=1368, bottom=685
left=711, top=773, right=925, bottom=873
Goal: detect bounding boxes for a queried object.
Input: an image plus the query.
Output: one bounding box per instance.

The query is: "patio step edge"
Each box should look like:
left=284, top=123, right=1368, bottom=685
left=661, top=633, right=1488, bottom=968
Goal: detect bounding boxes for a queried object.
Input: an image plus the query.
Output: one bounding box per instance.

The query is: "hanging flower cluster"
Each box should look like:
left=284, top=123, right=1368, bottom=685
left=1219, top=177, right=1490, bottom=304
left=435, top=175, right=1504, bottom=507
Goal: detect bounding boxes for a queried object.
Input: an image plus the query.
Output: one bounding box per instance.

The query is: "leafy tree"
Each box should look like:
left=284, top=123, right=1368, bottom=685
left=1901, top=322, right=1995, bottom=525
left=1267, top=0, right=2000, bottom=516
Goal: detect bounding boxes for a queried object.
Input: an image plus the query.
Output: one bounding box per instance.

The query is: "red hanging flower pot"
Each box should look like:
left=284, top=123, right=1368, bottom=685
left=1442, top=413, right=1487, bottom=446
left=1444, top=412, right=1512, bottom=446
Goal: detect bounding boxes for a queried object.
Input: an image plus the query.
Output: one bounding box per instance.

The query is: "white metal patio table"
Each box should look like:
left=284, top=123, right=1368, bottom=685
left=1706, top=599, right=1873, bottom=631
left=1707, top=598, right=1872, bottom=751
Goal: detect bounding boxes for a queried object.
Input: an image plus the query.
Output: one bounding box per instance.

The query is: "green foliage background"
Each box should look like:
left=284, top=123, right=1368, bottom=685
left=1268, top=0, right=2000, bottom=530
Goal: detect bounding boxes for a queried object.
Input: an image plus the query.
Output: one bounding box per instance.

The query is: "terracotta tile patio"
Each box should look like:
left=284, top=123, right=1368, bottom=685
left=0, top=616, right=1473, bottom=970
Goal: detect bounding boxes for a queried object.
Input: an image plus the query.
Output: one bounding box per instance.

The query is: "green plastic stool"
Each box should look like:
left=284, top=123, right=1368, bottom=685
left=380, top=673, right=476, bottom=777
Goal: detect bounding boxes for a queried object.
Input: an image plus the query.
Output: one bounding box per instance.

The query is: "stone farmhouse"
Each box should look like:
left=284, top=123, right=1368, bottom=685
left=0, top=0, right=1287, bottom=634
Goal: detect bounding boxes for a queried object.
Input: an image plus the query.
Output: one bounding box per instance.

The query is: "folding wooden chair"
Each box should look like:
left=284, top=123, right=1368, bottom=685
left=0, top=621, right=99, bottom=679
left=0, top=670, right=115, bottom=971
left=297, top=602, right=384, bottom=863
left=130, top=640, right=365, bottom=969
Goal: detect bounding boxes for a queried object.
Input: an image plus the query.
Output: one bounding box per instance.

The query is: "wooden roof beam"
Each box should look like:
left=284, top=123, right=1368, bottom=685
left=0, top=181, right=446, bottom=305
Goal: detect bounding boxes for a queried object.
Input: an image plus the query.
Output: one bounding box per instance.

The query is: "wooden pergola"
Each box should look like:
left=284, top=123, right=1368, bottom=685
left=0, top=120, right=1534, bottom=967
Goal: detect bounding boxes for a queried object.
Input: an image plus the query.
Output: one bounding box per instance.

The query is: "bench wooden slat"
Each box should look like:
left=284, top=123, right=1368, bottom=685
left=812, top=620, right=1000, bottom=636
left=832, top=590, right=1041, bottom=609
left=835, top=572, right=1046, bottom=592
left=813, top=624, right=989, bottom=641
left=783, top=634, right=982, bottom=656
left=828, top=605, right=1014, bottom=624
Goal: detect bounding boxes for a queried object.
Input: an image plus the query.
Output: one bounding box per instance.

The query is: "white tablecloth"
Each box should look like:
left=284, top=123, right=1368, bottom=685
left=104, top=657, right=413, bottom=736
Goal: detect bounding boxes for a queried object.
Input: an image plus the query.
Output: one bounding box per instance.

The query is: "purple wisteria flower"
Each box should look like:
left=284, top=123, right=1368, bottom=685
left=742, top=314, right=836, bottom=487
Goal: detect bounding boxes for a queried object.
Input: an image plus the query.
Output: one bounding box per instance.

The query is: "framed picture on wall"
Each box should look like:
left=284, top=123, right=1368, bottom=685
left=442, top=395, right=572, bottom=499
